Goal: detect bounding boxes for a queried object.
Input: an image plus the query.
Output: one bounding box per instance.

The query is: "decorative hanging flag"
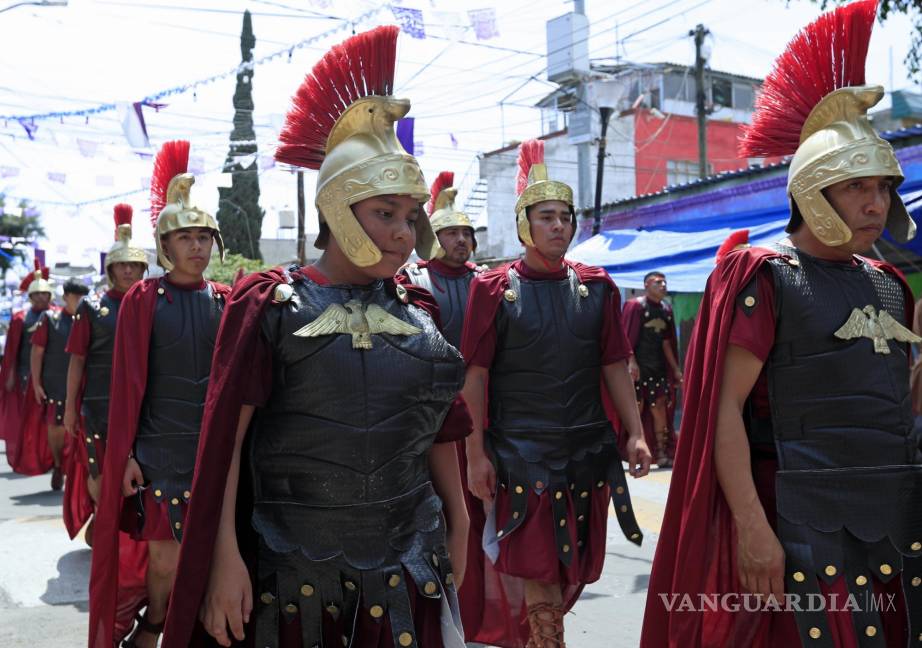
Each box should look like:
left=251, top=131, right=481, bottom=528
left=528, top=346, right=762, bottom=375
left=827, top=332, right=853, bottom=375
left=1, top=166, right=19, bottom=178
left=34, top=248, right=46, bottom=268
left=76, top=138, right=98, bottom=158
left=47, top=172, right=66, bottom=184
left=18, top=119, right=38, bottom=140
left=258, top=155, right=275, bottom=170
left=449, top=133, right=458, bottom=149
left=396, top=118, right=415, bottom=155
left=469, top=8, right=499, bottom=40
left=432, top=10, right=465, bottom=39
left=414, top=140, right=425, bottom=156
left=117, top=101, right=150, bottom=149
left=391, top=6, right=426, bottom=39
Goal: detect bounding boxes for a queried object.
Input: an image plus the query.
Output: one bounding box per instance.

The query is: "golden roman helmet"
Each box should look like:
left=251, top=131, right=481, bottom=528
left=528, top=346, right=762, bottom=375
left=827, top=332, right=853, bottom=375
left=513, top=139, right=574, bottom=247
left=427, top=170, right=476, bottom=249
left=21, top=260, right=52, bottom=295
left=788, top=86, right=913, bottom=246
left=740, top=0, right=914, bottom=247
left=105, top=203, right=148, bottom=277
left=149, top=140, right=224, bottom=271
left=275, top=26, right=439, bottom=267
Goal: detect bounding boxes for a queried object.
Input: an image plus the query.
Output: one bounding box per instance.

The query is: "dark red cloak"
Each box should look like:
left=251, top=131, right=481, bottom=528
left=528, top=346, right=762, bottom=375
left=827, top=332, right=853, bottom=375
left=457, top=260, right=629, bottom=648
left=88, top=278, right=230, bottom=648
left=622, top=296, right=679, bottom=461
left=639, top=246, right=912, bottom=647
left=62, top=416, right=93, bottom=539
left=2, top=308, right=54, bottom=475
left=162, top=269, right=469, bottom=648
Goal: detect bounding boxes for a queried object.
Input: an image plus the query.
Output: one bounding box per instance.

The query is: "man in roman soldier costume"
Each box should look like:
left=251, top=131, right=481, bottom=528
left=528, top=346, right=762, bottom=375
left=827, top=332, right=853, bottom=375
left=1, top=260, right=54, bottom=477
left=641, top=2, right=922, bottom=646
left=623, top=271, right=681, bottom=468
left=398, top=171, right=484, bottom=348
left=88, top=140, right=229, bottom=648
left=458, top=138, right=651, bottom=648
left=161, top=26, right=470, bottom=648
left=30, top=278, right=88, bottom=490
left=63, top=203, right=148, bottom=539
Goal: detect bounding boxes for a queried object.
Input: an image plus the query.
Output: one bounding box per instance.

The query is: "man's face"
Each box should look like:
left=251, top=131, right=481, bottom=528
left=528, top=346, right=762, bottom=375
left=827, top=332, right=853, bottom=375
left=351, top=194, right=420, bottom=279
left=63, top=293, right=82, bottom=315
left=823, top=175, right=893, bottom=254
left=527, top=200, right=573, bottom=258
left=645, top=274, right=667, bottom=299
left=436, top=226, right=474, bottom=267
left=161, top=228, right=215, bottom=276
left=29, top=292, right=51, bottom=310
left=109, top=262, right=146, bottom=293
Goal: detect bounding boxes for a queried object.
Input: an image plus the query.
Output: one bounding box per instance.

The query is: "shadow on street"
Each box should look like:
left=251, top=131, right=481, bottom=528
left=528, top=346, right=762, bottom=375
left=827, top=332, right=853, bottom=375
left=40, top=548, right=90, bottom=609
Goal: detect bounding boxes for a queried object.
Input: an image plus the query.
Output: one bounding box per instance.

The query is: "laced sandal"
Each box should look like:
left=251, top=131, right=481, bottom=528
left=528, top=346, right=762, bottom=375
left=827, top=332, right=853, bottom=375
left=525, top=602, right=565, bottom=648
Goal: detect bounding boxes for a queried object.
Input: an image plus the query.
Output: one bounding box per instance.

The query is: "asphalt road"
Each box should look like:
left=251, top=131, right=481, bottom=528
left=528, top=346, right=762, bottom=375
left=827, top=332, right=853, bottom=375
left=0, top=441, right=672, bottom=648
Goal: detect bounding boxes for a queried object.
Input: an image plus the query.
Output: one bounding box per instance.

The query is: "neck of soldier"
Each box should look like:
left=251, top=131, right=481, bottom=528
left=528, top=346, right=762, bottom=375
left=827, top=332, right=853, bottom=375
left=644, top=290, right=661, bottom=304
left=166, top=266, right=205, bottom=286
left=789, top=225, right=855, bottom=263
left=523, top=246, right=565, bottom=273
left=314, top=244, right=381, bottom=286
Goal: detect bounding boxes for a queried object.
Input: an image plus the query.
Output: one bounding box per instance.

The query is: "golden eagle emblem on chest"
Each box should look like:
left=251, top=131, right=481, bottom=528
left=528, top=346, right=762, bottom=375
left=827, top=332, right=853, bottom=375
left=292, top=299, right=422, bottom=350
left=833, top=305, right=921, bottom=354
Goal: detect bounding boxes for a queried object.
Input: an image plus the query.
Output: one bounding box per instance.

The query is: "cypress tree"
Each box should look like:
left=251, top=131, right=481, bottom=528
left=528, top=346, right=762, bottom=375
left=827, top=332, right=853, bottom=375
left=216, top=10, right=264, bottom=260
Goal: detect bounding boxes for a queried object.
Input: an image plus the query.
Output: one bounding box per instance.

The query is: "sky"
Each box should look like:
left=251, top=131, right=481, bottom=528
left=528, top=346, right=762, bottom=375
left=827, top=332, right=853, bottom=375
left=0, top=0, right=916, bottom=276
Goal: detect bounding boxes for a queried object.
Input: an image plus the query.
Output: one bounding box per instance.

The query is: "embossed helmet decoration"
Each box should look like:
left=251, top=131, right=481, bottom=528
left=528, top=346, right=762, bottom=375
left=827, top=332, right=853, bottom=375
left=275, top=26, right=438, bottom=267
left=740, top=0, right=914, bottom=247
left=149, top=140, right=224, bottom=271
left=427, top=171, right=476, bottom=251
left=513, top=139, right=574, bottom=247
left=105, top=203, right=148, bottom=279
left=20, top=258, right=52, bottom=295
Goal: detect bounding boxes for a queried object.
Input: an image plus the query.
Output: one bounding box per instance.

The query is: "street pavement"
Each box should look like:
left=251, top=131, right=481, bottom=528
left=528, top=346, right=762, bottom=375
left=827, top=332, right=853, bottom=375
left=0, top=440, right=671, bottom=648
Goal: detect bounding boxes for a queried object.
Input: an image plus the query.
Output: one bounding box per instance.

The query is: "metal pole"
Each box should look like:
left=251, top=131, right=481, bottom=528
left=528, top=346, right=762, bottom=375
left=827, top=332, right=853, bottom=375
left=592, top=107, right=612, bottom=236
left=574, top=0, right=592, bottom=210
left=691, top=24, right=710, bottom=180
left=296, top=171, right=306, bottom=266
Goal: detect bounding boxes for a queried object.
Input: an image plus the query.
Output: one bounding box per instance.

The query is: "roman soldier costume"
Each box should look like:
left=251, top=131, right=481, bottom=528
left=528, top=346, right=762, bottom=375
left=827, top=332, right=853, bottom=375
left=1, top=261, right=54, bottom=476
left=458, top=139, right=643, bottom=648
left=162, top=26, right=470, bottom=648
left=398, top=171, right=484, bottom=348
left=32, top=295, right=74, bottom=427
left=88, top=141, right=229, bottom=648
left=642, top=1, right=922, bottom=646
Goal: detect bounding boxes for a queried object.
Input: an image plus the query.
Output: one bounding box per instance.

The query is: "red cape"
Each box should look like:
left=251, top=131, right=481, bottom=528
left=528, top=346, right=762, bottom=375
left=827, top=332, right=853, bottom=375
left=622, top=297, right=679, bottom=460
left=639, top=247, right=915, bottom=647
left=162, top=270, right=456, bottom=647
left=2, top=309, right=54, bottom=475
left=89, top=278, right=230, bottom=648
left=62, top=415, right=93, bottom=540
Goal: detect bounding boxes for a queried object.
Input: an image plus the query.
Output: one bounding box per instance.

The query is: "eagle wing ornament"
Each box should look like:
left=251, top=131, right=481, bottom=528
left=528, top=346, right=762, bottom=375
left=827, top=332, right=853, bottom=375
left=293, top=300, right=421, bottom=350
left=834, top=306, right=921, bottom=354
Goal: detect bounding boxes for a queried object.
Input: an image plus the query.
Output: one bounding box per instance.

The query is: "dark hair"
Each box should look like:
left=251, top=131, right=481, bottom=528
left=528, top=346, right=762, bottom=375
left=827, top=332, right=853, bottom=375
left=644, top=271, right=665, bottom=283
left=63, top=279, right=89, bottom=296
left=785, top=200, right=804, bottom=233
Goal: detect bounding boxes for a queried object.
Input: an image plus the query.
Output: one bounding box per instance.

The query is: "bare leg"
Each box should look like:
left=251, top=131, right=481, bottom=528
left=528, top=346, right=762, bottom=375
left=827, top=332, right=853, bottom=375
left=524, top=580, right=565, bottom=647
left=48, top=424, right=65, bottom=490
left=133, top=538, right=181, bottom=648
left=650, top=394, right=670, bottom=466
left=86, top=474, right=101, bottom=503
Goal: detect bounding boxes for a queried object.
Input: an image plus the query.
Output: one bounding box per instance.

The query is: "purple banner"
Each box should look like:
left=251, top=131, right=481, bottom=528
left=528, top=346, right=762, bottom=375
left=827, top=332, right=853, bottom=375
left=396, top=118, right=415, bottom=155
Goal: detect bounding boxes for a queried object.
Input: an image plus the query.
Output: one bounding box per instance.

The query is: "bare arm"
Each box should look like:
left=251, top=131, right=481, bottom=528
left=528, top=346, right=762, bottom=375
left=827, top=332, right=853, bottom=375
left=461, top=365, right=495, bottom=505
left=602, top=361, right=651, bottom=477
left=715, top=344, right=784, bottom=599
left=429, top=442, right=469, bottom=589
left=662, top=340, right=681, bottom=379
left=30, top=344, right=46, bottom=404
left=63, top=354, right=86, bottom=436
left=201, top=404, right=255, bottom=647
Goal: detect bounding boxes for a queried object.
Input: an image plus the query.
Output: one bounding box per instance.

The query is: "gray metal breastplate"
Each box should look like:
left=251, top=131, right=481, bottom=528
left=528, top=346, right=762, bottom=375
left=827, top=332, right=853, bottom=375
left=39, top=310, right=73, bottom=402
left=16, top=309, right=43, bottom=384
left=402, top=263, right=476, bottom=349
left=81, top=293, right=120, bottom=406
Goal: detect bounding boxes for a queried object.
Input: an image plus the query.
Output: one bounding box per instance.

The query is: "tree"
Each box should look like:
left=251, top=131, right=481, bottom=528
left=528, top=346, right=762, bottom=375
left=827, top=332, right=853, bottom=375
left=216, top=10, right=265, bottom=261
left=0, top=194, right=45, bottom=274
left=806, top=0, right=922, bottom=80
left=204, top=252, right=268, bottom=286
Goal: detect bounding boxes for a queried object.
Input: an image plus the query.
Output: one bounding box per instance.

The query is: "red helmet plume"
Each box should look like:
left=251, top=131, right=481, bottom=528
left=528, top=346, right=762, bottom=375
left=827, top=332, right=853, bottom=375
left=275, top=25, right=399, bottom=170
left=427, top=171, right=454, bottom=216
left=113, top=203, right=133, bottom=239
left=515, top=139, right=545, bottom=196
left=19, top=259, right=49, bottom=292
left=715, top=229, right=750, bottom=264
left=739, top=0, right=877, bottom=158
left=150, top=140, right=190, bottom=228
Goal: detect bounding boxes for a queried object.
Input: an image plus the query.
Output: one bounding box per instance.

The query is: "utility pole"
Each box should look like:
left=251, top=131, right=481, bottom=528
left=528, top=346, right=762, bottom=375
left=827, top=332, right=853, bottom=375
left=691, top=23, right=710, bottom=180
left=296, top=171, right=306, bottom=266
left=574, top=0, right=592, bottom=211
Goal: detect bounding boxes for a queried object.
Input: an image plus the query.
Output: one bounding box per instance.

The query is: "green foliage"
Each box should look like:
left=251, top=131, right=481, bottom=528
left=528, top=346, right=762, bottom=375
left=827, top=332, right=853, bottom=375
left=0, top=194, right=45, bottom=273
left=809, top=0, right=922, bottom=80
left=205, top=251, right=269, bottom=286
